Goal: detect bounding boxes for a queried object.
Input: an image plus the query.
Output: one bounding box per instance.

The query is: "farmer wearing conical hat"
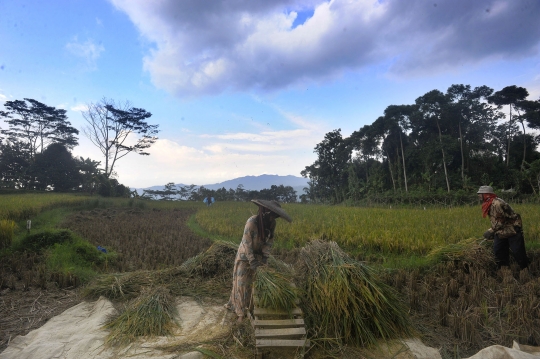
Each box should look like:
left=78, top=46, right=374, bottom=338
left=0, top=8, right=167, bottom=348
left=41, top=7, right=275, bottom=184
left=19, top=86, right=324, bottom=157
left=478, top=186, right=528, bottom=269
left=224, top=199, right=292, bottom=322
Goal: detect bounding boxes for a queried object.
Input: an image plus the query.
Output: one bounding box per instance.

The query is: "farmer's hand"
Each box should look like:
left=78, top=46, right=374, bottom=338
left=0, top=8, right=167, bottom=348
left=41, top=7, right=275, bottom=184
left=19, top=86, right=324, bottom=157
left=483, top=230, right=494, bottom=240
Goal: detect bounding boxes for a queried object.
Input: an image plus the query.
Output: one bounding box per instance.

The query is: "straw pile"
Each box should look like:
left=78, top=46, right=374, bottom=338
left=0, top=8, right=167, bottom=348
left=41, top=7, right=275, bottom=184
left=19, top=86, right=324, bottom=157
left=180, top=240, right=238, bottom=278
left=104, top=286, right=177, bottom=346
left=84, top=241, right=238, bottom=302
left=253, top=266, right=298, bottom=311
left=296, top=240, right=414, bottom=347
left=427, top=237, right=495, bottom=267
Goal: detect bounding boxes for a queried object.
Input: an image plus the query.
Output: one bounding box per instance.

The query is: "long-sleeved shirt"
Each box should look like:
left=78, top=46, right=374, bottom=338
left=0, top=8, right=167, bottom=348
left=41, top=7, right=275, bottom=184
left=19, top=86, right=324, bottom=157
left=236, top=215, right=276, bottom=266
left=486, top=198, right=522, bottom=239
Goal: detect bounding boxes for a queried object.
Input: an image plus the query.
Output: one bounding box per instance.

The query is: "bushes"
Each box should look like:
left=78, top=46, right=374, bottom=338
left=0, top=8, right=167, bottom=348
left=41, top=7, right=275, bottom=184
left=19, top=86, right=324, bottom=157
left=18, top=230, right=73, bottom=252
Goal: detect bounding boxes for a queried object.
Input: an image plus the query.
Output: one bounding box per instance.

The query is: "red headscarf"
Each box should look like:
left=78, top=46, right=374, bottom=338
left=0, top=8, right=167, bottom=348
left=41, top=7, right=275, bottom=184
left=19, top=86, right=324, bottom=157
left=481, top=193, right=497, bottom=218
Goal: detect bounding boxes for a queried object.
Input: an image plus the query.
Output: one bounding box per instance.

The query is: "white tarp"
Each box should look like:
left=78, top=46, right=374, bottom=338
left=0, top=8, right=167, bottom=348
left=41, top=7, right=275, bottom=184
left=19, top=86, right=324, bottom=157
left=463, top=341, right=540, bottom=359
left=0, top=296, right=229, bottom=359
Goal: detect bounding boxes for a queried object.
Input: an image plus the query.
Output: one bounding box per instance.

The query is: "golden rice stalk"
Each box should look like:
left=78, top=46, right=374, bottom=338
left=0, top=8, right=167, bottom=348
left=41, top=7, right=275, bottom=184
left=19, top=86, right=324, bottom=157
left=296, top=240, right=414, bottom=347
left=104, top=286, right=177, bottom=346
left=253, top=266, right=298, bottom=311
left=0, top=219, right=16, bottom=249
left=427, top=237, right=495, bottom=267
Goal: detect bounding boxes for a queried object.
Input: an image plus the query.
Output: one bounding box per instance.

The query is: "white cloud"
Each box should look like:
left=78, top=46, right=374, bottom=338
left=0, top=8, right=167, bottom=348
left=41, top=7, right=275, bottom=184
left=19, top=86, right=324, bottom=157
left=103, top=108, right=326, bottom=187
left=0, top=93, right=7, bottom=102
left=109, top=0, right=540, bottom=97
left=66, top=37, right=105, bottom=70
left=71, top=104, right=89, bottom=112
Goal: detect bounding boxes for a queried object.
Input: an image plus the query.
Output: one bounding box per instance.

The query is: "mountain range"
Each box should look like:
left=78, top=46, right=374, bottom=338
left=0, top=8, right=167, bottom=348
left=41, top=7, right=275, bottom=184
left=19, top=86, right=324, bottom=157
left=132, top=174, right=309, bottom=196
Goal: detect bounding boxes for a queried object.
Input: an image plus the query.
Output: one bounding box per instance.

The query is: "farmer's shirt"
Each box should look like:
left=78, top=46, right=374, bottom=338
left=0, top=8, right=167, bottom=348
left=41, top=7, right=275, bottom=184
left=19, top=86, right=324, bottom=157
left=486, top=198, right=522, bottom=239
left=236, top=215, right=275, bottom=266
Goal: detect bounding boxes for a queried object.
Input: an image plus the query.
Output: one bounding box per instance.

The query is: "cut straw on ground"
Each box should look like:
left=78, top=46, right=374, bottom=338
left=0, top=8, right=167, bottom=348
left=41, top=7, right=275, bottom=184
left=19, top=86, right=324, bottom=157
left=104, top=286, right=177, bottom=346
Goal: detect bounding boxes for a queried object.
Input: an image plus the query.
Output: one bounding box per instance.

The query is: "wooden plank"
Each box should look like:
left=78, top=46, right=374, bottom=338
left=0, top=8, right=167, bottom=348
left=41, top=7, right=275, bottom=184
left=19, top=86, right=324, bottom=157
left=253, top=307, right=303, bottom=316
left=256, top=339, right=309, bottom=348
left=253, top=319, right=304, bottom=328
left=255, top=327, right=306, bottom=339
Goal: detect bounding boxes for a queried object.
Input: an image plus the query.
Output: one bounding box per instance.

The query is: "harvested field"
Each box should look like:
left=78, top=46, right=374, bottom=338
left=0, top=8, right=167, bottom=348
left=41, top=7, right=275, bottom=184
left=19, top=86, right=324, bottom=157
left=382, top=250, right=540, bottom=357
left=60, top=207, right=212, bottom=271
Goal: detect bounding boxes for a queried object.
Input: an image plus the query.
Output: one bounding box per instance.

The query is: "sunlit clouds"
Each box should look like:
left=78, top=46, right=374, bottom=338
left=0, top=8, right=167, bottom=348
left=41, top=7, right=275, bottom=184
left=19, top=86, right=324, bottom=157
left=110, top=0, right=540, bottom=96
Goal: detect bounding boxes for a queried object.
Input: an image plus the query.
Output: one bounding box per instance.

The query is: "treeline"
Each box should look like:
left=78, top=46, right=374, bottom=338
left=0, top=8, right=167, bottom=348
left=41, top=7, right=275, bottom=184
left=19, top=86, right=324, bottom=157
left=302, top=84, right=540, bottom=203
left=138, top=183, right=298, bottom=203
left=0, top=98, right=158, bottom=197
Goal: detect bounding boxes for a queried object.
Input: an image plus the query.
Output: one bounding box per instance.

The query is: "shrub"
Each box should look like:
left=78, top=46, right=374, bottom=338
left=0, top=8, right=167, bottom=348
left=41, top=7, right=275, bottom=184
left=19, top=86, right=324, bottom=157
left=19, top=230, right=74, bottom=252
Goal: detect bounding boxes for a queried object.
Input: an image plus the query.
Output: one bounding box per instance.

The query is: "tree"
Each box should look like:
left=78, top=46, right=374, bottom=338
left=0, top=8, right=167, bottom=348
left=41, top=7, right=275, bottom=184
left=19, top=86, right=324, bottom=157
left=0, top=98, right=79, bottom=159
left=488, top=86, right=529, bottom=167
left=302, top=129, right=351, bottom=203
left=77, top=157, right=102, bottom=194
left=0, top=139, right=31, bottom=189
left=415, top=90, right=452, bottom=193
left=82, top=98, right=159, bottom=178
left=32, top=143, right=80, bottom=191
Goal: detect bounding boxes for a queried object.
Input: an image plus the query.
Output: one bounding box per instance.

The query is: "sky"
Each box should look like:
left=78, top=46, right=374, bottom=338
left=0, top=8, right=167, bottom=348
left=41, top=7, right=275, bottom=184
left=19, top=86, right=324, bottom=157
left=1, top=0, right=539, bottom=188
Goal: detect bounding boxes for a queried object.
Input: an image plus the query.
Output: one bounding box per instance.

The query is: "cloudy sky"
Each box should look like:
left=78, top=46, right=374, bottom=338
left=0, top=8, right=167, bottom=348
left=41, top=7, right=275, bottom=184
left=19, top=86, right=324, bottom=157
left=1, top=0, right=539, bottom=188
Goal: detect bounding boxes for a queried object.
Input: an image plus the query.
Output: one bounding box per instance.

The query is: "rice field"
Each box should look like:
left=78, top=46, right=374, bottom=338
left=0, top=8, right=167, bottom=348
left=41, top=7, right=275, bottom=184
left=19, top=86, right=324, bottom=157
left=195, top=201, right=540, bottom=255
left=0, top=193, right=90, bottom=222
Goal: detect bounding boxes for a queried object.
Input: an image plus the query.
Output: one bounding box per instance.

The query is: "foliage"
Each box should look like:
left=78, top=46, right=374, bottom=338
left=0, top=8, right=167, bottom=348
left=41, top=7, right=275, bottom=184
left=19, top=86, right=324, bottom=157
left=303, top=84, right=540, bottom=202
left=81, top=98, right=159, bottom=178
left=32, top=143, right=81, bottom=191
left=0, top=98, right=79, bottom=158
left=17, top=229, right=73, bottom=252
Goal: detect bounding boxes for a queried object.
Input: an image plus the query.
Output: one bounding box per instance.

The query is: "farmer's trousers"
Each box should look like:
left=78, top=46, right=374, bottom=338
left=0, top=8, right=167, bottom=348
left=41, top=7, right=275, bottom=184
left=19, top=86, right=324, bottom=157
left=494, top=231, right=528, bottom=269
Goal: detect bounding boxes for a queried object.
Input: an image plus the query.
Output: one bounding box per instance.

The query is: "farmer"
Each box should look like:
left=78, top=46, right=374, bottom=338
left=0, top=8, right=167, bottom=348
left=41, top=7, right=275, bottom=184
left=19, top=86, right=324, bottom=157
left=478, top=186, right=528, bottom=269
left=224, top=199, right=292, bottom=322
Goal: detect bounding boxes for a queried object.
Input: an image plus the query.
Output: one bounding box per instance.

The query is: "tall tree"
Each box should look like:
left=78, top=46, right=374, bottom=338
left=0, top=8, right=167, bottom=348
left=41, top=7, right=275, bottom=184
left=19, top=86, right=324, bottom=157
left=446, top=84, right=495, bottom=185
left=415, top=90, right=451, bottom=192
left=82, top=98, right=159, bottom=178
left=488, top=86, right=529, bottom=167
left=0, top=98, right=79, bottom=159
left=382, top=105, right=415, bottom=193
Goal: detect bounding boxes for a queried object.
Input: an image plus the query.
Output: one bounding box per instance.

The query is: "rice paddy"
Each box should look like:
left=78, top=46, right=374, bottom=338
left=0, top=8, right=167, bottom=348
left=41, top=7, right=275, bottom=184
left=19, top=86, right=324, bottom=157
left=3, top=195, right=540, bottom=357
left=195, top=201, right=540, bottom=257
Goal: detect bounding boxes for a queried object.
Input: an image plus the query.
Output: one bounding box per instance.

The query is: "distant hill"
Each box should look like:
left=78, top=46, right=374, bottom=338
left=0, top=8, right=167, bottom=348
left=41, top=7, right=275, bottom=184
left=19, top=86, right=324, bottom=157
left=132, top=174, right=309, bottom=196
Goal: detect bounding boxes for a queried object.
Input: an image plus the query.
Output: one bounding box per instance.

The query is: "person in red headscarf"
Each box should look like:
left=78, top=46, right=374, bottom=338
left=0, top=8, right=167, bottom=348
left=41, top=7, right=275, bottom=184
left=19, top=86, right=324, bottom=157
left=478, top=186, right=528, bottom=269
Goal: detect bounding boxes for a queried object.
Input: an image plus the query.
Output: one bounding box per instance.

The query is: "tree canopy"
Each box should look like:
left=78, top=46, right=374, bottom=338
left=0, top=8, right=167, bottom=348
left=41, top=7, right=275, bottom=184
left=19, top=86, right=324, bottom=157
left=303, top=84, right=540, bottom=203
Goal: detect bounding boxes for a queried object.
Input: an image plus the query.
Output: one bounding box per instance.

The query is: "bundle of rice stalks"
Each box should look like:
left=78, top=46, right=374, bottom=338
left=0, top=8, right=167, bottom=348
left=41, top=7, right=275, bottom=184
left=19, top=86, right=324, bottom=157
left=296, top=240, right=414, bottom=347
left=267, top=255, right=295, bottom=277
left=427, top=237, right=495, bottom=267
left=104, top=286, right=177, bottom=346
left=180, top=240, right=237, bottom=278
left=253, top=266, right=298, bottom=311
left=82, top=271, right=156, bottom=300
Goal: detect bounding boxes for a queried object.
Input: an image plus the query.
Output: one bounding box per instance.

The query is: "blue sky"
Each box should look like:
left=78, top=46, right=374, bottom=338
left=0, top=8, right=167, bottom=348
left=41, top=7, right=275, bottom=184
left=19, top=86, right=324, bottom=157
left=1, top=0, right=539, bottom=188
